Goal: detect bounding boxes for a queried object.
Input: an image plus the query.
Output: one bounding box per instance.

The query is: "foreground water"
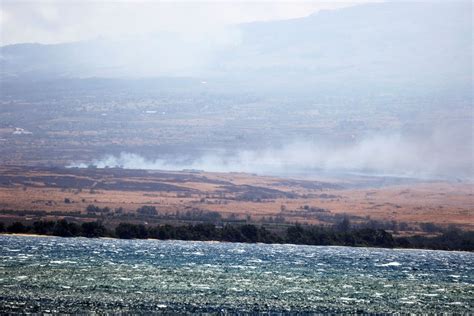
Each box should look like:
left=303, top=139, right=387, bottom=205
left=0, top=235, right=472, bottom=313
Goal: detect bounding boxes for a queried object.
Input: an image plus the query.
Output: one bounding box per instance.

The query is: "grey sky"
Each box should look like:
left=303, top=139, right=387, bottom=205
left=0, top=0, right=380, bottom=46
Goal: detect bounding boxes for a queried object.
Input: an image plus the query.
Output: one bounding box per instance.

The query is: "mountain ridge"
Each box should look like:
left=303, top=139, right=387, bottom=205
left=1, top=1, right=471, bottom=94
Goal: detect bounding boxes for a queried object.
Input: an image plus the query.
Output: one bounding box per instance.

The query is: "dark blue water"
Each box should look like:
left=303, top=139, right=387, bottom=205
left=1, top=235, right=473, bottom=313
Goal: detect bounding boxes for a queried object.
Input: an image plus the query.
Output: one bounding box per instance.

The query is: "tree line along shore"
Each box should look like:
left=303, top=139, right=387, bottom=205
left=1, top=220, right=472, bottom=251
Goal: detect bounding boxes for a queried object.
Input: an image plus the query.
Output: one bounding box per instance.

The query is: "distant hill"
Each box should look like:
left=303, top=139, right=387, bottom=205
left=1, top=2, right=471, bottom=94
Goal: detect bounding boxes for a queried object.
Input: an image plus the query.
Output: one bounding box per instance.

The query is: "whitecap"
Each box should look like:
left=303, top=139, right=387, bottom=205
left=50, top=260, right=76, bottom=264
left=339, top=297, right=356, bottom=301
left=119, top=277, right=131, bottom=281
left=378, top=262, right=401, bottom=267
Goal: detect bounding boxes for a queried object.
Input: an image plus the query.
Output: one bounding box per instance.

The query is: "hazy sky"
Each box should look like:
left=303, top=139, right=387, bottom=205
left=0, top=0, right=381, bottom=46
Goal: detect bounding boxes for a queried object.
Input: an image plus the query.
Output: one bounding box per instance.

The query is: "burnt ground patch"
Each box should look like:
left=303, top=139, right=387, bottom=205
left=0, top=174, right=197, bottom=192
left=0, top=165, right=236, bottom=191
left=94, top=180, right=196, bottom=192
left=47, top=167, right=233, bottom=186
left=218, top=184, right=298, bottom=201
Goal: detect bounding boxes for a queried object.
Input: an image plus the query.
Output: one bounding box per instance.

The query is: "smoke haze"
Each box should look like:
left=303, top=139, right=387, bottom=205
left=2, top=1, right=472, bottom=182
left=71, top=128, right=473, bottom=180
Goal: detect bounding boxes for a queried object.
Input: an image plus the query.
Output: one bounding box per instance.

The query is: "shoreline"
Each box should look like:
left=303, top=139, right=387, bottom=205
left=1, top=233, right=55, bottom=238
left=1, top=232, right=471, bottom=253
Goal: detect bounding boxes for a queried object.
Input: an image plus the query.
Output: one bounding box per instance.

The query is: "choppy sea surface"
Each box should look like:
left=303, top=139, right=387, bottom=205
left=0, top=235, right=473, bottom=313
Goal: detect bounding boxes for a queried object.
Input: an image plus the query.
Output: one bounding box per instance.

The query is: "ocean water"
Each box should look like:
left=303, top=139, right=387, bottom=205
left=0, top=235, right=473, bottom=313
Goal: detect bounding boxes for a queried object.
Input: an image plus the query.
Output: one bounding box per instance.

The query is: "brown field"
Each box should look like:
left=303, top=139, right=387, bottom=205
left=0, top=165, right=473, bottom=233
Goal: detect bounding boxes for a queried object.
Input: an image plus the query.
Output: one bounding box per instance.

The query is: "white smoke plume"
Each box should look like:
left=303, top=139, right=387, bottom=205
left=69, top=132, right=473, bottom=180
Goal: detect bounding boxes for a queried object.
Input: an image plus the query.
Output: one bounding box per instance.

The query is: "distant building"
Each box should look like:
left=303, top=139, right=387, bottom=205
left=12, top=127, right=32, bottom=135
